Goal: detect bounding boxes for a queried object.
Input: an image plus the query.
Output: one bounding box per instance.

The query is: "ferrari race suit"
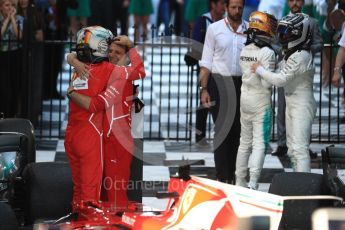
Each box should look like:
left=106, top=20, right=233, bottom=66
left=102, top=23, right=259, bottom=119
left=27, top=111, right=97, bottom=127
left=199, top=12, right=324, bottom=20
left=256, top=50, right=316, bottom=172
left=88, top=48, right=145, bottom=208
left=64, top=61, right=115, bottom=211
left=235, top=43, right=276, bottom=189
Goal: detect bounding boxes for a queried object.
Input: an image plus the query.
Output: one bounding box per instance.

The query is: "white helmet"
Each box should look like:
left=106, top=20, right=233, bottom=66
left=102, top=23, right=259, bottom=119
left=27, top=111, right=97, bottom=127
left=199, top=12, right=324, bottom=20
left=277, top=13, right=311, bottom=51
left=76, top=26, right=114, bottom=63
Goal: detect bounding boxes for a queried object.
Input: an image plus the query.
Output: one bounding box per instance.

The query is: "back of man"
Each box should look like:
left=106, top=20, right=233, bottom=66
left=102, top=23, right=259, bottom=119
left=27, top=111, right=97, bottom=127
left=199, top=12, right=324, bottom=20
left=64, top=26, right=115, bottom=212
left=68, top=61, right=115, bottom=125
left=272, top=0, right=322, bottom=157
left=66, top=37, right=146, bottom=208
left=65, top=60, right=115, bottom=211
left=236, top=11, right=277, bottom=189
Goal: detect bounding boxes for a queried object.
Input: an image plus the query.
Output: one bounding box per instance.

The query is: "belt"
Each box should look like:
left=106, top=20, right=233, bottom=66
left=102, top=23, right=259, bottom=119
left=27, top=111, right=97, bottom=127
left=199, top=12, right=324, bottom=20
left=211, top=73, right=242, bottom=78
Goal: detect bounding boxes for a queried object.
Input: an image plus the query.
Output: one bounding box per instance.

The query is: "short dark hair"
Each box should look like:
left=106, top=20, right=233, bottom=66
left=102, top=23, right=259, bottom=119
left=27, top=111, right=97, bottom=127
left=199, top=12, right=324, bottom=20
left=210, top=0, right=225, bottom=3
left=225, top=0, right=245, bottom=6
left=209, top=0, right=225, bottom=8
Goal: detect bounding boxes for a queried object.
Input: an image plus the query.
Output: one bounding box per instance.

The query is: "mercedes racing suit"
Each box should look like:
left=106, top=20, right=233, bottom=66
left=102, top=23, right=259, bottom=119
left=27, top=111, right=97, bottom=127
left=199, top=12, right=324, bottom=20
left=88, top=48, right=145, bottom=208
left=235, top=43, right=276, bottom=189
left=64, top=61, right=115, bottom=211
left=256, top=50, right=316, bottom=172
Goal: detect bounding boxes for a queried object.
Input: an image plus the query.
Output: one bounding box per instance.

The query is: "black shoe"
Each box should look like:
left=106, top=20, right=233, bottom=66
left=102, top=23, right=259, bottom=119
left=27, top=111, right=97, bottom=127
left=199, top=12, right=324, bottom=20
left=53, top=212, right=78, bottom=224
left=309, top=149, right=317, bottom=159
left=272, top=146, right=288, bottom=156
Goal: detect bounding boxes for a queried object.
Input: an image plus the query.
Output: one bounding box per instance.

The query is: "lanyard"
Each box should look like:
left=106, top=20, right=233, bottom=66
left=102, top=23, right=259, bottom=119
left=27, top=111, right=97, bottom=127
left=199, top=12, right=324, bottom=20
left=224, top=17, right=246, bottom=37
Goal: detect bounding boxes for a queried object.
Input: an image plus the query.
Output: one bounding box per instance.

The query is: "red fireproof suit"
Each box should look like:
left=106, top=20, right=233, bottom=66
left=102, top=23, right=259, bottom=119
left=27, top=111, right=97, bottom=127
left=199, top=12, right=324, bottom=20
left=64, top=61, right=115, bottom=211
left=88, top=48, right=146, bottom=208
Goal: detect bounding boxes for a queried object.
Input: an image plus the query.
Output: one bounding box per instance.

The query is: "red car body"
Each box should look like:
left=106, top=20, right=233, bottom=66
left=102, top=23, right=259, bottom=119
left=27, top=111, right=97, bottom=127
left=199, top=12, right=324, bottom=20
left=48, top=176, right=284, bottom=229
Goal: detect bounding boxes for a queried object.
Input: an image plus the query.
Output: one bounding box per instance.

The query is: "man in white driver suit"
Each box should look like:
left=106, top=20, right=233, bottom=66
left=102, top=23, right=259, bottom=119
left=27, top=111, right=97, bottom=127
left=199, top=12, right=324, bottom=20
left=235, top=11, right=278, bottom=189
left=252, top=13, right=316, bottom=172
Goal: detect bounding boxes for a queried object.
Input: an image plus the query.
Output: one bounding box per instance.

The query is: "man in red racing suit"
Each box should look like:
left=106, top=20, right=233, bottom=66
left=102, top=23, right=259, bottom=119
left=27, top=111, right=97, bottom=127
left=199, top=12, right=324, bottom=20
left=67, top=36, right=145, bottom=208
left=64, top=26, right=115, bottom=212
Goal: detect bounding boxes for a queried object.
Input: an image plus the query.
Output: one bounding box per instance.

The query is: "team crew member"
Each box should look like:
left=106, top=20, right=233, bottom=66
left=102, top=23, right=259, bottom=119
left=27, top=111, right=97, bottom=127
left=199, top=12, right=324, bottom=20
left=252, top=13, right=316, bottom=172
left=184, top=0, right=226, bottom=146
left=199, top=0, right=248, bottom=184
left=64, top=26, right=115, bottom=212
left=272, top=0, right=323, bottom=157
left=67, top=35, right=146, bottom=208
left=235, top=11, right=277, bottom=190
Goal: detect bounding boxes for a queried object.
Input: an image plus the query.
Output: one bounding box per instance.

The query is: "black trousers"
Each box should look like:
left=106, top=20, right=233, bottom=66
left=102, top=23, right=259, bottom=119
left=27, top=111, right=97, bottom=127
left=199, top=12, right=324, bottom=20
left=196, top=66, right=212, bottom=142
left=195, top=97, right=211, bottom=141
left=208, top=74, right=242, bottom=183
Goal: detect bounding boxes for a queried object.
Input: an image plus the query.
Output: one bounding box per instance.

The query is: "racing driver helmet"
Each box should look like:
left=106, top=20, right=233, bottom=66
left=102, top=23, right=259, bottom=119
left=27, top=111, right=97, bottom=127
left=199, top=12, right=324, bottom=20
left=245, top=11, right=278, bottom=46
left=76, top=26, right=114, bottom=63
left=277, top=13, right=311, bottom=51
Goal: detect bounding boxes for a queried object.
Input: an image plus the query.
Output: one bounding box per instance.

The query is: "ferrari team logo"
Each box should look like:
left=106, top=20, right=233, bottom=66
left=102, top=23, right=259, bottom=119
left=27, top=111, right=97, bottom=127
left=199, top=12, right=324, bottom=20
left=182, top=187, right=197, bottom=214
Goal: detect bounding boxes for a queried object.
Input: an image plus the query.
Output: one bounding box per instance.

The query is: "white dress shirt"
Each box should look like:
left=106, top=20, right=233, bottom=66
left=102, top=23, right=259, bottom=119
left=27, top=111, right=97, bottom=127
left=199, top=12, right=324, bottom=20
left=199, top=17, right=248, bottom=77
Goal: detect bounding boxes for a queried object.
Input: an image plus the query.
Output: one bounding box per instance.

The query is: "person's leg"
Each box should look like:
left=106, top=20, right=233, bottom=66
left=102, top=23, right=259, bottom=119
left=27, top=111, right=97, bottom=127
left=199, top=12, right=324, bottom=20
left=208, top=76, right=219, bottom=124
left=103, top=135, right=133, bottom=208
left=248, top=106, right=272, bottom=189
left=195, top=71, right=209, bottom=144
left=159, top=0, right=171, bottom=36
left=64, top=125, right=81, bottom=212
left=272, top=87, right=287, bottom=156
left=142, top=15, right=150, bottom=40
left=208, top=76, right=227, bottom=181
left=69, top=16, right=79, bottom=38
left=210, top=76, right=240, bottom=183
left=133, top=15, right=141, bottom=42
left=285, top=105, right=296, bottom=170
left=321, top=47, right=334, bottom=88
left=119, top=1, right=129, bottom=35
left=291, top=97, right=316, bottom=172
left=73, top=124, right=103, bottom=203
left=286, top=96, right=315, bottom=172
left=235, top=109, right=252, bottom=187
left=288, top=114, right=311, bottom=172
left=88, top=0, right=102, bottom=25
left=104, top=0, right=116, bottom=34
left=195, top=107, right=209, bottom=143
left=80, top=17, right=87, bottom=28
left=226, top=77, right=242, bottom=183
left=341, top=63, right=345, bottom=122
left=172, top=0, right=183, bottom=35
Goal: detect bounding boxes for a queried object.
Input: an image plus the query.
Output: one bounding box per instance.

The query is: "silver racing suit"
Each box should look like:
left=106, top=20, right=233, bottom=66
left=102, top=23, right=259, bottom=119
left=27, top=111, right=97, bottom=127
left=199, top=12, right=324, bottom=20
left=256, top=49, right=316, bottom=172
left=235, top=43, right=276, bottom=189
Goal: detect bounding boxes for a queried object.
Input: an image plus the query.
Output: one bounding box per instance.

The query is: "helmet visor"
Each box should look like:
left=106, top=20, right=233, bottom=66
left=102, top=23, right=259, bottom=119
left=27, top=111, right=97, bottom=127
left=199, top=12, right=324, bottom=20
left=76, top=43, right=93, bottom=63
left=277, top=24, right=295, bottom=44
left=249, top=11, right=277, bottom=37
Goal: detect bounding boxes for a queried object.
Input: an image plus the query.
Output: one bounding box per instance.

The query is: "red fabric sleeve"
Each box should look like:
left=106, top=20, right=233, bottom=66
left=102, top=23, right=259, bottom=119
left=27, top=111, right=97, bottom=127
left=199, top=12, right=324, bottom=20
left=88, top=70, right=127, bottom=113
left=88, top=48, right=145, bottom=113
left=119, top=48, right=146, bottom=80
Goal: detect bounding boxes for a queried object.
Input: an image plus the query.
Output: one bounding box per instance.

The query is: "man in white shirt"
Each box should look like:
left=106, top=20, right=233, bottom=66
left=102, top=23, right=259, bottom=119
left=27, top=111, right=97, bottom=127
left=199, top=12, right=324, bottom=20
left=199, top=0, right=248, bottom=184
